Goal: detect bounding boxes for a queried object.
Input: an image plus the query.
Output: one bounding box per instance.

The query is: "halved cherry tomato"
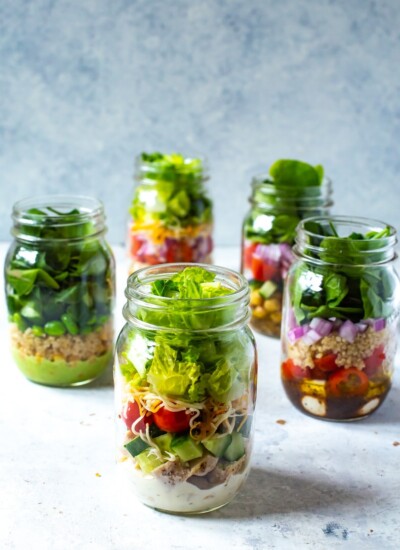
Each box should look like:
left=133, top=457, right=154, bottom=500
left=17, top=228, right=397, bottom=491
left=281, top=359, right=311, bottom=380
left=310, top=367, right=330, bottom=380
left=364, top=345, right=386, bottom=377
left=122, top=400, right=153, bottom=432
left=251, top=256, right=279, bottom=282
left=326, top=368, right=369, bottom=397
left=244, top=243, right=258, bottom=269
left=313, top=353, right=338, bottom=373
left=153, top=407, right=193, bottom=433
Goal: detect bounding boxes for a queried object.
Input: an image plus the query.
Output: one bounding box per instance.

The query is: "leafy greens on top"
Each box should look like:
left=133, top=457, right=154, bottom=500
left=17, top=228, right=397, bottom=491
left=292, top=222, right=396, bottom=324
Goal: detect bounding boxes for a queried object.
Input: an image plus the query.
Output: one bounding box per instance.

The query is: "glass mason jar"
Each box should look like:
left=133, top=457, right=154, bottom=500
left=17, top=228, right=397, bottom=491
left=4, top=196, right=115, bottom=386
left=241, top=172, right=332, bottom=338
left=128, top=152, right=213, bottom=273
left=281, top=216, right=399, bottom=421
left=115, top=263, right=257, bottom=514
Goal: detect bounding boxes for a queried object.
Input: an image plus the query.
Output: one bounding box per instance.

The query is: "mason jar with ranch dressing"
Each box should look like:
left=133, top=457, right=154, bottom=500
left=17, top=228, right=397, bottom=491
left=114, top=263, right=257, bottom=513
left=281, top=216, right=399, bottom=421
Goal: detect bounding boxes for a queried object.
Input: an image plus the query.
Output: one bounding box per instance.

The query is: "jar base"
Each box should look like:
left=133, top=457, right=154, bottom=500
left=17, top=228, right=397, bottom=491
left=12, top=348, right=113, bottom=388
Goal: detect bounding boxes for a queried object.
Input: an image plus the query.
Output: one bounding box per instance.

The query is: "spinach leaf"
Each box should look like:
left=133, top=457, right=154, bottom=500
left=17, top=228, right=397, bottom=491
left=5, top=208, right=114, bottom=336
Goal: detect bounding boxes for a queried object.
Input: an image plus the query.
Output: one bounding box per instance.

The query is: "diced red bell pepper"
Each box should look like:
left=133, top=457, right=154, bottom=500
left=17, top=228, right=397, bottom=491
left=251, top=255, right=279, bottom=282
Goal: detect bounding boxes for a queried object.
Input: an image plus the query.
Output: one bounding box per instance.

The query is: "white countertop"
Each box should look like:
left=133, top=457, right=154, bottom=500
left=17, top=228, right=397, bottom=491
left=1, top=243, right=399, bottom=550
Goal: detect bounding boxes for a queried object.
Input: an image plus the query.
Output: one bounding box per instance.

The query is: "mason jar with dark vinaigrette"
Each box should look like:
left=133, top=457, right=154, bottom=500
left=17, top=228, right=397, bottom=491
left=281, top=216, right=399, bottom=421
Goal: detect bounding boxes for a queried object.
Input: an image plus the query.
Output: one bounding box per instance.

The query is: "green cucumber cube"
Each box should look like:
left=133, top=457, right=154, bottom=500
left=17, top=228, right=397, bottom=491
left=203, top=434, right=232, bottom=458
left=259, top=281, right=278, bottom=299
left=223, top=432, right=245, bottom=462
left=171, top=435, right=203, bottom=462
left=135, top=449, right=164, bottom=474
left=124, top=437, right=149, bottom=458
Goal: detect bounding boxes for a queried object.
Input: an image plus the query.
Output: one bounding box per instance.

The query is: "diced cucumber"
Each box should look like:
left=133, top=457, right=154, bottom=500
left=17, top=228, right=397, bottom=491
left=223, top=432, right=245, bottom=462
left=135, top=449, right=164, bottom=474
left=259, top=280, right=277, bottom=299
left=124, top=437, right=149, bottom=458
left=203, top=434, right=232, bottom=458
left=171, top=435, right=203, bottom=462
left=154, top=433, right=174, bottom=453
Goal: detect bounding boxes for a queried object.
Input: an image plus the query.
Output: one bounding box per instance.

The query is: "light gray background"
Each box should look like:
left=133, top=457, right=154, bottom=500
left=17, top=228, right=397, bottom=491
left=1, top=0, right=399, bottom=245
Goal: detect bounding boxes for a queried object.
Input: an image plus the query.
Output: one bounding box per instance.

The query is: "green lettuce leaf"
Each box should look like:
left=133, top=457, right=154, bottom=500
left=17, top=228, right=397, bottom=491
left=147, top=341, right=206, bottom=402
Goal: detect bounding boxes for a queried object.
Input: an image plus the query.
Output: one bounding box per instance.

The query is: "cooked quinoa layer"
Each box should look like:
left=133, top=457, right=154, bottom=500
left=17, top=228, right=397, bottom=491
left=287, top=325, right=394, bottom=370
left=10, top=321, right=113, bottom=362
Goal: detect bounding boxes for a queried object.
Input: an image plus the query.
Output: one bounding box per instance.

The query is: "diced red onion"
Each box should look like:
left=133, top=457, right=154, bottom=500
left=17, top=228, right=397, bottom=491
left=279, top=243, right=295, bottom=264
left=338, top=319, right=358, bottom=343
left=309, top=317, right=333, bottom=337
left=365, top=318, right=386, bottom=331
left=287, top=307, right=297, bottom=331
left=254, top=243, right=281, bottom=265
left=355, top=322, right=368, bottom=333
left=288, top=325, right=308, bottom=343
left=302, top=329, right=322, bottom=345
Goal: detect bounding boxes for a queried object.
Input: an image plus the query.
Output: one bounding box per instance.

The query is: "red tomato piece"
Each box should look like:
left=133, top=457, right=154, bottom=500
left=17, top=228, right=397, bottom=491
left=313, top=354, right=338, bottom=373
left=130, top=235, right=143, bottom=258
left=165, top=241, right=178, bottom=262
left=244, top=242, right=258, bottom=269
left=326, top=368, right=369, bottom=397
left=310, top=367, right=329, bottom=380
left=281, top=359, right=311, bottom=381
left=153, top=407, right=193, bottom=433
left=364, top=345, right=386, bottom=377
left=251, top=255, right=279, bottom=282
left=181, top=241, right=194, bottom=262
left=122, top=400, right=153, bottom=432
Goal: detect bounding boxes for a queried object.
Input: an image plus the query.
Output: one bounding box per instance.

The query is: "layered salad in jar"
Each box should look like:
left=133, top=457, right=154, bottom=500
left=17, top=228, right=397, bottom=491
left=242, top=159, right=329, bottom=337
left=5, top=205, right=115, bottom=386
left=282, top=220, right=399, bottom=421
left=115, top=266, right=256, bottom=513
left=128, top=153, right=213, bottom=273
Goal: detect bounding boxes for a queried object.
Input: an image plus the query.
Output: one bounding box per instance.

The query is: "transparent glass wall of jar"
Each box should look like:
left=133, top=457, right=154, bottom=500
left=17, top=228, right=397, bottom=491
left=281, top=216, right=399, bottom=421
left=4, top=196, right=115, bottom=386
left=115, top=263, right=257, bottom=514
left=241, top=165, right=332, bottom=338
left=128, top=153, right=213, bottom=273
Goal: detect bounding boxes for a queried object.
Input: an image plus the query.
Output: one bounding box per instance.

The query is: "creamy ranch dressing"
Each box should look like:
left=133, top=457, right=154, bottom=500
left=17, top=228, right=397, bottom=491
left=117, top=459, right=250, bottom=513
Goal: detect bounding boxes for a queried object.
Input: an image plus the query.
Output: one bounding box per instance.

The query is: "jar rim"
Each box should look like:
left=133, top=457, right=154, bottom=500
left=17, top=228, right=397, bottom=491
left=11, top=194, right=106, bottom=241
left=294, top=215, right=397, bottom=266
left=124, top=263, right=250, bottom=333
left=134, top=153, right=209, bottom=183
left=249, top=174, right=333, bottom=209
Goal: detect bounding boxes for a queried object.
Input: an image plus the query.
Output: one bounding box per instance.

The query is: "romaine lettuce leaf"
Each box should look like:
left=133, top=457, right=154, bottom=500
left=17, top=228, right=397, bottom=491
left=147, top=341, right=206, bottom=402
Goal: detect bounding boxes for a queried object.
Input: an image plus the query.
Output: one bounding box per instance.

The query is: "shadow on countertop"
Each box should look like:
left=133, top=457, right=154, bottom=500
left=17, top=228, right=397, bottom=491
left=205, top=467, right=376, bottom=520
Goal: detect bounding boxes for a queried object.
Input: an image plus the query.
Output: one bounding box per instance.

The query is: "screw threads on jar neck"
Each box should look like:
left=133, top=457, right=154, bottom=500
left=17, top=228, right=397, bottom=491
left=294, top=215, right=397, bottom=265
left=249, top=175, right=333, bottom=214
left=12, top=195, right=106, bottom=242
left=123, top=263, right=250, bottom=332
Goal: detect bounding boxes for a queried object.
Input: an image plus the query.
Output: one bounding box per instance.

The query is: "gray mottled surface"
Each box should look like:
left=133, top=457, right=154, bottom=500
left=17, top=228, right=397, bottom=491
left=0, top=0, right=400, bottom=245
left=1, top=244, right=399, bottom=550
